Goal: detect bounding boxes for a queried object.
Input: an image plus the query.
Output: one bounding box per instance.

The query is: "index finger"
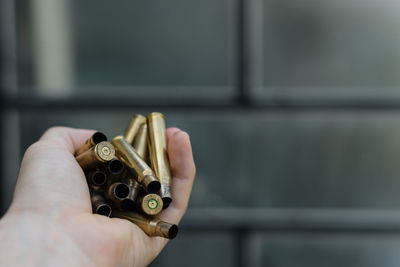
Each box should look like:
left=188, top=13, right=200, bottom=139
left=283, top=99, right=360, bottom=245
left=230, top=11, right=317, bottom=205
left=40, top=127, right=97, bottom=154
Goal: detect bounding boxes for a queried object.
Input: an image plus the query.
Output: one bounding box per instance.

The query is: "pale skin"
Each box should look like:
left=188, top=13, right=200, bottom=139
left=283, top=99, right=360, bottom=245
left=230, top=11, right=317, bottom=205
left=0, top=126, right=196, bottom=267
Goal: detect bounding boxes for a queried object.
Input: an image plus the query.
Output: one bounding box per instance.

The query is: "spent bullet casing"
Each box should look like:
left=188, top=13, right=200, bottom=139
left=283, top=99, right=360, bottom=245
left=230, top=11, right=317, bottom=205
left=111, top=136, right=160, bottom=194
left=90, top=190, right=112, bottom=217
left=107, top=158, right=124, bottom=174
left=124, top=114, right=146, bottom=144
left=104, top=158, right=125, bottom=182
left=112, top=210, right=178, bottom=239
left=137, top=193, right=163, bottom=216
left=76, top=141, right=115, bottom=171
left=119, top=175, right=142, bottom=210
left=87, top=170, right=107, bottom=189
left=133, top=123, right=148, bottom=160
left=106, top=182, right=131, bottom=206
left=123, top=175, right=141, bottom=202
left=76, top=113, right=182, bottom=242
left=75, top=131, right=108, bottom=156
left=147, top=112, right=172, bottom=208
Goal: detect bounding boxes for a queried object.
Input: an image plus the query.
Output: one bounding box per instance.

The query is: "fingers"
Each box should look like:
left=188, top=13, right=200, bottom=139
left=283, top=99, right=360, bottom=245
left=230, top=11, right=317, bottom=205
left=12, top=127, right=96, bottom=213
left=23, top=126, right=195, bottom=226
left=158, top=128, right=196, bottom=225
left=166, top=127, right=180, bottom=144
left=39, top=127, right=96, bottom=154
left=169, top=130, right=196, bottom=181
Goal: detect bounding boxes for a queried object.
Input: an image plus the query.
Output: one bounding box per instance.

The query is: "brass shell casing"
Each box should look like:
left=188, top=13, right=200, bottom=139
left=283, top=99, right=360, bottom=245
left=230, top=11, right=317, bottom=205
left=111, top=136, right=160, bottom=194
left=138, top=193, right=163, bottom=216
left=107, top=158, right=124, bottom=174
left=119, top=173, right=142, bottom=210
left=112, top=210, right=178, bottom=239
left=75, top=141, right=115, bottom=171
left=75, top=131, right=107, bottom=156
left=90, top=190, right=112, bottom=217
left=124, top=114, right=146, bottom=144
left=105, top=158, right=125, bottom=182
left=106, top=182, right=131, bottom=206
left=124, top=176, right=141, bottom=202
left=133, top=123, right=148, bottom=160
left=87, top=170, right=107, bottom=187
left=147, top=112, right=172, bottom=208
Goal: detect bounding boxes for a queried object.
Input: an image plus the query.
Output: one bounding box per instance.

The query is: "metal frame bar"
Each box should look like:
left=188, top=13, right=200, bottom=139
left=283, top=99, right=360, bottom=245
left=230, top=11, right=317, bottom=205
left=6, top=95, right=400, bottom=110
left=181, top=208, right=400, bottom=232
left=237, top=0, right=248, bottom=106
left=1, top=0, right=19, bottom=214
left=1, top=0, right=18, bottom=95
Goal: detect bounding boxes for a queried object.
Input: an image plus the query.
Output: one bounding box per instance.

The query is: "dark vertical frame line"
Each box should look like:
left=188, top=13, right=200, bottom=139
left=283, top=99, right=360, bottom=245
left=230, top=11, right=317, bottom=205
left=236, top=228, right=247, bottom=267
left=237, top=0, right=249, bottom=106
left=1, top=0, right=19, bottom=215
left=1, top=0, right=18, bottom=94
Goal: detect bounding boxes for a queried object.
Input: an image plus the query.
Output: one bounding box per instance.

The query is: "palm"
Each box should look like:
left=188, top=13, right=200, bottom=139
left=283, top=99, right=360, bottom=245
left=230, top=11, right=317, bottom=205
left=9, top=127, right=195, bottom=267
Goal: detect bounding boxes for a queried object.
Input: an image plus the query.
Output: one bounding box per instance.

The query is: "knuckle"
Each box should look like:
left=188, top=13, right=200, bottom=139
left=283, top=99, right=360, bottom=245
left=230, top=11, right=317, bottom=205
left=23, top=141, right=45, bottom=157
left=43, top=126, right=66, bottom=137
left=167, top=127, right=180, bottom=132
left=177, top=130, right=190, bottom=139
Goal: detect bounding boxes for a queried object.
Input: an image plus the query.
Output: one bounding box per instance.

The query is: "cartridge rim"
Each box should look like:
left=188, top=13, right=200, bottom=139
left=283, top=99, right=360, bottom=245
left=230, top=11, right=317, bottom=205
left=108, top=159, right=124, bottom=174
left=113, top=183, right=130, bottom=199
left=147, top=112, right=165, bottom=119
left=161, top=197, right=172, bottom=209
left=96, top=204, right=112, bottom=217
left=95, top=141, right=115, bottom=162
left=130, top=114, right=146, bottom=121
left=91, top=171, right=107, bottom=186
left=146, top=179, right=161, bottom=194
left=92, top=132, right=108, bottom=144
left=124, top=114, right=146, bottom=144
left=168, top=225, right=178, bottom=239
left=141, top=194, right=163, bottom=215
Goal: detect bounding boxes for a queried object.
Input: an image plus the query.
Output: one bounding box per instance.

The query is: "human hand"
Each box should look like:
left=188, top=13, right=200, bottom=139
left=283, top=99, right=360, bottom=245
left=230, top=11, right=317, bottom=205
left=0, top=126, right=195, bottom=267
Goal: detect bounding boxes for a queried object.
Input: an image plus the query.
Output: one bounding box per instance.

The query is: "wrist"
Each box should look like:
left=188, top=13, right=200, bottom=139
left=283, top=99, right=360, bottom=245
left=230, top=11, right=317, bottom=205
left=0, top=210, right=109, bottom=267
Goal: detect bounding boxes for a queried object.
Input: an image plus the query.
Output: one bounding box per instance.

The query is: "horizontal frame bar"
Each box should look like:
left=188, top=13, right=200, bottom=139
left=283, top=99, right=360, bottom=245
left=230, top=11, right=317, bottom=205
left=180, top=208, right=400, bottom=233
left=6, top=95, right=400, bottom=110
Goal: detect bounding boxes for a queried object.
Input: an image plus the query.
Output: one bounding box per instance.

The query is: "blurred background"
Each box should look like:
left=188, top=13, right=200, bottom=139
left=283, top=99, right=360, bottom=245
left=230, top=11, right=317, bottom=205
left=3, top=0, right=400, bottom=266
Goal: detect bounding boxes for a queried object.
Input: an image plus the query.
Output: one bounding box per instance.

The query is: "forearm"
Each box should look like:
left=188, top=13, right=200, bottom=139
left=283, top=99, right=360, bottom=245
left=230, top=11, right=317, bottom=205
left=0, top=211, right=98, bottom=267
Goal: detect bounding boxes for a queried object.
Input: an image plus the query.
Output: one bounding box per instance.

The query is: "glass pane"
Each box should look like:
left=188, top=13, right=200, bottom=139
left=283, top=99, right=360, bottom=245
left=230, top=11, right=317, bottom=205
left=260, top=233, right=400, bottom=267
left=250, top=0, right=400, bottom=89
left=150, top=231, right=234, bottom=267
left=16, top=0, right=236, bottom=98
left=16, top=110, right=400, bottom=209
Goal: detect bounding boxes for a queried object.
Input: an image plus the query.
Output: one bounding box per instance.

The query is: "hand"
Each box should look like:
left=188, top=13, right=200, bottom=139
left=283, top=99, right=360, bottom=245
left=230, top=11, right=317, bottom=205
left=0, top=127, right=196, bottom=267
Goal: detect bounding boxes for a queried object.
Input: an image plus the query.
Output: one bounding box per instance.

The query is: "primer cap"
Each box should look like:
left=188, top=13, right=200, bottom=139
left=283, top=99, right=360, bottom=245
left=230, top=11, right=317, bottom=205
left=141, top=194, right=163, bottom=215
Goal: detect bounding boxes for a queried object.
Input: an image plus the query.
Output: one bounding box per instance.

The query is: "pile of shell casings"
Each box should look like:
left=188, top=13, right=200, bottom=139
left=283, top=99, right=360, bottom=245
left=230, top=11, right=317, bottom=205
left=75, top=112, right=177, bottom=239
